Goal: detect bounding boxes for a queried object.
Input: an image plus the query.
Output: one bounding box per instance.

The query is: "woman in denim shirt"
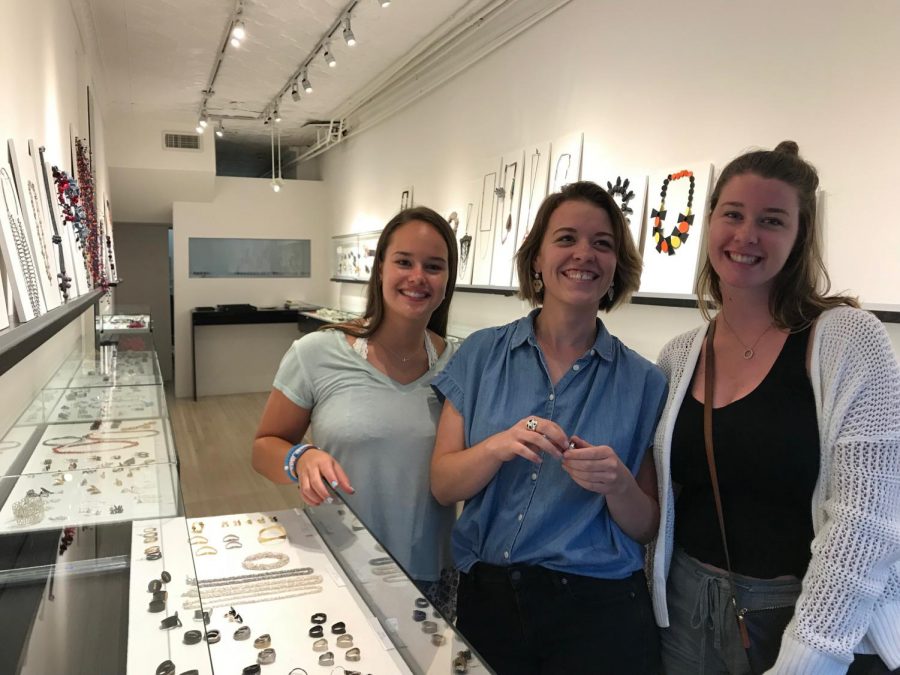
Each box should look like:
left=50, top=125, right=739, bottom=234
left=431, top=181, right=667, bottom=674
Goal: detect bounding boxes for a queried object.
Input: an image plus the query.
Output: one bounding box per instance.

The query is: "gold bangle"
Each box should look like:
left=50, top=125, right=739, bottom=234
left=189, top=535, right=209, bottom=545
left=257, top=525, right=288, bottom=544
left=194, top=545, right=218, bottom=556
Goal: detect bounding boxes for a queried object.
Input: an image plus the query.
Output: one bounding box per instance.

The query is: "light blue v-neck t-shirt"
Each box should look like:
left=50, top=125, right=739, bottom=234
left=273, top=329, right=456, bottom=581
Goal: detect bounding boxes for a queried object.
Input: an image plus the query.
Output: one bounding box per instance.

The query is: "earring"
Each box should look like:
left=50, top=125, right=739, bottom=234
left=531, top=271, right=543, bottom=294
left=607, top=284, right=615, bottom=302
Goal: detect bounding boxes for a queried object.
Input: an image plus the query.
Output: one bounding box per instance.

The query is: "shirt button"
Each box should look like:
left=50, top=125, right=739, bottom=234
left=531, top=472, right=538, bottom=481
left=503, top=551, right=510, bottom=559
left=517, top=513, right=524, bottom=521
left=573, top=364, right=580, bottom=371
left=549, top=393, right=555, bottom=400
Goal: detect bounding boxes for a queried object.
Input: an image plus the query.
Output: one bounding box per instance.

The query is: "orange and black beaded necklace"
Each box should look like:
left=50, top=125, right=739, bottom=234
left=651, top=170, right=694, bottom=255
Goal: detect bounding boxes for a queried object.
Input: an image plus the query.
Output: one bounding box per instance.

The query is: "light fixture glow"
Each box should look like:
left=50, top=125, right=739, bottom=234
left=215, top=122, right=224, bottom=137
left=342, top=16, right=356, bottom=46
left=274, top=108, right=281, bottom=123
left=291, top=82, right=300, bottom=102
left=301, top=70, right=313, bottom=93
left=379, top=0, right=391, bottom=7
left=199, top=115, right=208, bottom=128
left=323, top=42, right=336, bottom=67
left=232, top=19, right=246, bottom=40
left=272, top=180, right=281, bottom=193
left=196, top=125, right=204, bottom=134
left=230, top=36, right=241, bottom=48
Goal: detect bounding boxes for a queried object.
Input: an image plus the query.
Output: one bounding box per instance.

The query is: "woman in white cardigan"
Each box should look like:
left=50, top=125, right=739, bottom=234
left=648, top=141, right=900, bottom=674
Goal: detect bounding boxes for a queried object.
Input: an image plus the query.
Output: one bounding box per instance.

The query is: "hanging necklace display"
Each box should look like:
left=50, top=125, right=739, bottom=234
left=606, top=177, right=636, bottom=226
left=498, top=162, right=518, bottom=245
left=553, top=153, right=571, bottom=191
left=52, top=165, right=90, bottom=288
left=458, top=202, right=473, bottom=277
left=75, top=138, right=107, bottom=290
left=1, top=167, right=42, bottom=317
left=478, top=171, right=498, bottom=263
left=651, top=170, right=695, bottom=255
left=522, top=148, right=542, bottom=238
left=447, top=211, right=459, bottom=235
left=27, top=181, right=55, bottom=289
left=38, top=145, right=71, bottom=301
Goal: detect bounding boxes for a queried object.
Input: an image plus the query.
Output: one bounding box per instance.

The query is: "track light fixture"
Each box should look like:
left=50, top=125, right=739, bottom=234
left=342, top=16, right=356, bottom=46
left=291, top=82, right=301, bottom=102
left=215, top=121, right=225, bottom=137
left=232, top=19, right=246, bottom=41
left=378, top=0, right=391, bottom=7
left=274, top=107, right=282, bottom=123
left=323, top=41, right=336, bottom=67
left=301, top=70, right=313, bottom=94
left=195, top=124, right=204, bottom=134
left=199, top=115, right=209, bottom=128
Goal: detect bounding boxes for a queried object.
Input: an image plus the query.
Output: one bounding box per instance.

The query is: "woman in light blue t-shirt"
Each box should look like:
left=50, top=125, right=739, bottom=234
left=252, top=207, right=458, bottom=604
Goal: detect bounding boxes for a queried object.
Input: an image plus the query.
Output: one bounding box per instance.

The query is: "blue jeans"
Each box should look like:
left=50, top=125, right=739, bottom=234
left=456, top=563, right=660, bottom=675
left=661, top=547, right=896, bottom=675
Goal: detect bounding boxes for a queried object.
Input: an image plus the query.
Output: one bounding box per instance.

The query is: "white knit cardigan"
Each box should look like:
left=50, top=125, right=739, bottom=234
left=647, top=307, right=900, bottom=674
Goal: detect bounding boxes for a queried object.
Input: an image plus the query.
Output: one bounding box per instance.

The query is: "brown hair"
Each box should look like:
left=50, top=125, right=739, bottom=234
left=516, top=181, right=641, bottom=311
left=325, top=207, right=458, bottom=338
left=697, top=141, right=857, bottom=329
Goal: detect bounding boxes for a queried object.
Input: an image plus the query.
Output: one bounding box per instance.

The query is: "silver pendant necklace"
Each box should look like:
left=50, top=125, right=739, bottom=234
left=719, top=313, right=775, bottom=360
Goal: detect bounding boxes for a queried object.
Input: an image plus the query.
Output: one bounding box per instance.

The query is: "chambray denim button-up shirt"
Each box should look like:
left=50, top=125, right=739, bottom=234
left=433, top=309, right=667, bottom=579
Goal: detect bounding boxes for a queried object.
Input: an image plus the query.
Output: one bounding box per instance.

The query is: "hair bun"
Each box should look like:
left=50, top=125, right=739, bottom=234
left=774, top=140, right=800, bottom=156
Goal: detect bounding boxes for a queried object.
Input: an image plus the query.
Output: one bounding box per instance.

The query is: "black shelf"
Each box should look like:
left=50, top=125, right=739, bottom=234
left=0, top=290, right=104, bottom=378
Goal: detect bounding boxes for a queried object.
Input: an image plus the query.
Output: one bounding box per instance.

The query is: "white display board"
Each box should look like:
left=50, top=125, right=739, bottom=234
left=470, top=163, right=500, bottom=286
left=489, top=149, right=525, bottom=287
left=549, top=131, right=584, bottom=193
left=513, top=141, right=552, bottom=287
left=638, top=163, right=713, bottom=297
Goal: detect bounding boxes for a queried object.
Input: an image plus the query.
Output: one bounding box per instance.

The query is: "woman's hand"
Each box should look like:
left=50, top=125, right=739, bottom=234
left=482, top=416, right=568, bottom=464
left=296, top=448, right=355, bottom=506
left=562, top=435, right=634, bottom=495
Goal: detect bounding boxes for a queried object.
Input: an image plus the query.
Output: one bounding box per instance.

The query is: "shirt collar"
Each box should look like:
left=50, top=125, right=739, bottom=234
left=510, top=308, right=614, bottom=361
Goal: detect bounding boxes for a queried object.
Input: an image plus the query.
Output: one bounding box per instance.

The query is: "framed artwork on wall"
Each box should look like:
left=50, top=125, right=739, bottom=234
left=400, top=186, right=414, bottom=211
left=638, top=163, right=713, bottom=297
left=549, top=131, right=584, bottom=193
left=490, top=148, right=525, bottom=287
left=0, top=157, right=46, bottom=321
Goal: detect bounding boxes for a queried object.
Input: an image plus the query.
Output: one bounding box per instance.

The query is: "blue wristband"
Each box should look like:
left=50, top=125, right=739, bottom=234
left=283, top=443, right=315, bottom=482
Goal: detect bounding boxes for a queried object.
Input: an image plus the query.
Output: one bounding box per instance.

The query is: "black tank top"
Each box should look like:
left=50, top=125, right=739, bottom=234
left=671, top=326, right=820, bottom=579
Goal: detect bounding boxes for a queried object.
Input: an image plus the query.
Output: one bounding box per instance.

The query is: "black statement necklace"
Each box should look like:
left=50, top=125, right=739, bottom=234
left=651, top=170, right=695, bottom=255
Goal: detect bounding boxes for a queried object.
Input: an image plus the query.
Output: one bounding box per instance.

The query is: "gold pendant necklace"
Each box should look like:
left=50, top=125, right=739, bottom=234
left=719, top=313, right=775, bottom=360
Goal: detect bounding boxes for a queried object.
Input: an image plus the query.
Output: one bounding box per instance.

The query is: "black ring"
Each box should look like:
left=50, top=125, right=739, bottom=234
left=234, top=625, right=251, bottom=640
left=412, top=609, right=426, bottom=622
left=310, top=612, right=327, bottom=624
left=148, top=599, right=166, bottom=613
left=183, top=629, right=202, bottom=645
left=160, top=612, right=182, bottom=630
left=148, top=579, right=162, bottom=593
left=146, top=551, right=162, bottom=561
left=318, top=652, right=334, bottom=666
left=206, top=629, right=221, bottom=644
left=156, top=660, right=176, bottom=675
left=308, top=625, right=323, bottom=638
left=331, top=621, right=346, bottom=635
left=241, top=666, right=261, bottom=675
left=414, top=598, right=429, bottom=608
left=160, top=570, right=172, bottom=583
left=193, top=609, right=209, bottom=624
left=152, top=590, right=168, bottom=603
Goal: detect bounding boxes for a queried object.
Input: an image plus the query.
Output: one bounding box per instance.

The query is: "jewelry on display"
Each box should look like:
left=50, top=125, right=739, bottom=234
left=156, top=660, right=176, bottom=675
left=241, top=666, right=261, bottom=675
left=13, top=495, right=45, bottom=526
left=225, top=541, right=243, bottom=549
left=161, top=571, right=172, bottom=583
left=651, top=170, right=695, bottom=255
left=331, top=621, right=346, bottom=635
left=1, top=168, right=42, bottom=317
left=182, top=586, right=322, bottom=611
left=223, top=534, right=240, bottom=543
left=195, top=567, right=314, bottom=587
left=422, top=620, right=438, bottom=634
left=183, top=629, right=202, bottom=645
left=189, top=535, right=208, bottom=545
left=152, top=590, right=168, bottom=603
left=345, top=647, right=361, bottom=662
left=253, top=634, right=271, bottom=649
left=193, top=609, right=210, bottom=624
left=242, top=551, right=289, bottom=570
left=371, top=565, right=400, bottom=576
left=148, top=599, right=165, bottom=613
left=335, top=634, right=353, bottom=648
left=257, top=648, right=276, bottom=665
left=194, top=546, right=218, bottom=556
left=146, top=551, right=162, bottom=561
left=606, top=177, right=636, bottom=223
left=415, top=597, right=429, bottom=609
left=318, top=652, right=335, bottom=667
left=148, top=579, right=163, bottom=593
left=160, top=612, right=182, bottom=630
left=413, top=609, right=426, bottom=622
left=719, top=313, right=776, bottom=360
left=311, top=612, right=327, bottom=624
left=257, top=525, right=288, bottom=543
left=226, top=607, right=243, bottom=623
left=309, top=625, right=324, bottom=638
left=432, top=634, right=446, bottom=646
left=234, top=625, right=252, bottom=640
left=206, top=629, right=221, bottom=644
left=313, top=638, right=329, bottom=652
left=368, top=556, right=393, bottom=566
left=190, top=521, right=204, bottom=533
left=288, top=669, right=309, bottom=675
left=525, top=417, right=538, bottom=432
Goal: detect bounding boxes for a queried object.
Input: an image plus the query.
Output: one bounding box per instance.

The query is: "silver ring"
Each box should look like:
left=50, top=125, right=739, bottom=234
left=525, top=418, right=538, bottom=432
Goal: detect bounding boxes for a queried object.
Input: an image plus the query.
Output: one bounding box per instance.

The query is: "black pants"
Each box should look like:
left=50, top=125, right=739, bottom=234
left=456, top=563, right=660, bottom=675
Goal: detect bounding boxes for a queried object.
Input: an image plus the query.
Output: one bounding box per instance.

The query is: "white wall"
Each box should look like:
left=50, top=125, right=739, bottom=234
left=321, top=0, right=900, bottom=359
left=172, top=177, right=331, bottom=398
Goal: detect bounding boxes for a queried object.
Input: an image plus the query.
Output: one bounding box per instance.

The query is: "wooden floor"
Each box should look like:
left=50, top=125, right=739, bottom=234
left=166, top=388, right=300, bottom=517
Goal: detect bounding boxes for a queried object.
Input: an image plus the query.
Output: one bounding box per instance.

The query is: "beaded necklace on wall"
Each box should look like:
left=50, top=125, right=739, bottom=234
left=1, top=167, right=42, bottom=316
left=39, top=144, right=71, bottom=301
left=75, top=138, right=107, bottom=290
left=27, top=181, right=55, bottom=288
left=651, top=170, right=695, bottom=255
left=52, top=165, right=91, bottom=287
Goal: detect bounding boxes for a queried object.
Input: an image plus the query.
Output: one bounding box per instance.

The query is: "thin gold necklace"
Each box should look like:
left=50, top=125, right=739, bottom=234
left=719, top=312, right=775, bottom=360
left=372, top=336, right=423, bottom=364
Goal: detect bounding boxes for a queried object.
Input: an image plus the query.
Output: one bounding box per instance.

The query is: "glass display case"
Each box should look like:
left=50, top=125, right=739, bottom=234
left=97, top=303, right=153, bottom=350
left=331, top=230, right=381, bottom=281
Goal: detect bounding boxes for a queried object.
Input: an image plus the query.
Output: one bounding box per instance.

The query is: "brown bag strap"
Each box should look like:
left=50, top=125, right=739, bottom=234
left=703, top=319, right=751, bottom=648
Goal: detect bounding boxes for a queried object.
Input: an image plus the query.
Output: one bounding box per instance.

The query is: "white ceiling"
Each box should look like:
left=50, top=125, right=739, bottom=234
left=84, top=0, right=495, bottom=153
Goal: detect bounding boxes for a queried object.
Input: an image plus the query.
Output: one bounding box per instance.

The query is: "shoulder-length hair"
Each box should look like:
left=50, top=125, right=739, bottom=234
left=696, top=141, right=857, bottom=329
left=515, top=181, right=641, bottom=311
left=324, top=207, right=458, bottom=338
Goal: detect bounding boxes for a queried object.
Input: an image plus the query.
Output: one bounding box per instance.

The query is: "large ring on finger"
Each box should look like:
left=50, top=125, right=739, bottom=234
left=525, top=418, right=538, bottom=432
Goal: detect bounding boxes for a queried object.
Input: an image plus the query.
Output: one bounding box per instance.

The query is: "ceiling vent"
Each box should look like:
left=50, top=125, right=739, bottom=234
left=163, top=132, right=201, bottom=150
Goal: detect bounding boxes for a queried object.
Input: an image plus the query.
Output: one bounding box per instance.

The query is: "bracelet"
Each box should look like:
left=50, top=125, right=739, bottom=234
left=283, top=443, right=317, bottom=482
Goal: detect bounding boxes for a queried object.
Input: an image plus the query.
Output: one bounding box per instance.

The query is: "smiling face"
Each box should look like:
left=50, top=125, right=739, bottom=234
left=707, top=173, right=800, bottom=298
left=532, top=199, right=617, bottom=311
left=379, top=220, right=450, bottom=324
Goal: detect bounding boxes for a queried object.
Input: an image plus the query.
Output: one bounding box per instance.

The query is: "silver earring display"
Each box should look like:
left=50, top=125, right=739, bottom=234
left=531, top=272, right=543, bottom=294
